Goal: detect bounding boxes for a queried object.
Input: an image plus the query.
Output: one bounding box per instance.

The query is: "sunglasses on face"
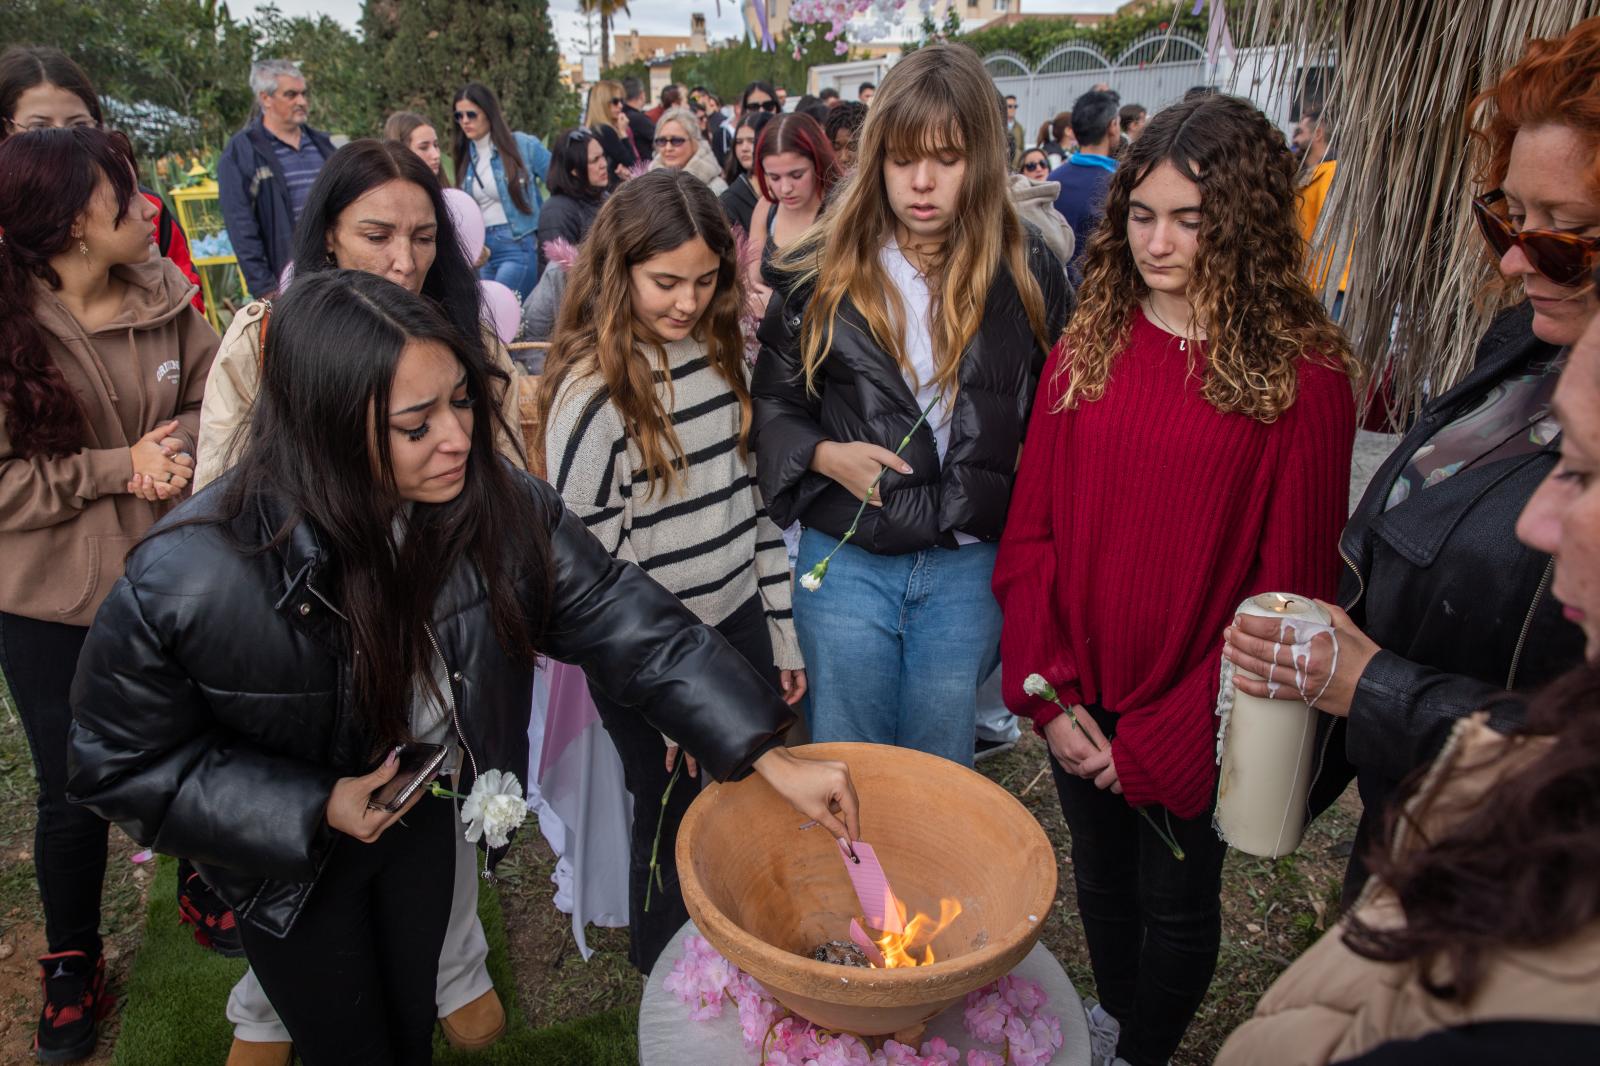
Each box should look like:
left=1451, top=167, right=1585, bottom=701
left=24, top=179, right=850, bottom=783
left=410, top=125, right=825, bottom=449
left=1022, top=160, right=1048, bottom=172
left=609, top=98, right=623, bottom=106
left=748, top=99, right=779, bottom=112
left=1473, top=189, right=1600, bottom=288
left=454, top=109, right=480, bottom=122
left=655, top=135, right=689, bottom=148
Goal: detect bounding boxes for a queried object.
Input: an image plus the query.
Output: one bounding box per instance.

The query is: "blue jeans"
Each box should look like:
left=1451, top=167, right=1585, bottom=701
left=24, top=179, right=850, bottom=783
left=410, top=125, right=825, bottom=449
left=792, top=529, right=1001, bottom=767
left=479, top=224, right=538, bottom=301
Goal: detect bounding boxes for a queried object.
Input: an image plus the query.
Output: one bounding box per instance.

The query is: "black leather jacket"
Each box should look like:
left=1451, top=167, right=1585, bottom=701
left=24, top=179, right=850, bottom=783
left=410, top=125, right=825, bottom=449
left=66, top=470, right=792, bottom=938
left=751, top=235, right=1072, bottom=554
left=1310, top=303, right=1584, bottom=833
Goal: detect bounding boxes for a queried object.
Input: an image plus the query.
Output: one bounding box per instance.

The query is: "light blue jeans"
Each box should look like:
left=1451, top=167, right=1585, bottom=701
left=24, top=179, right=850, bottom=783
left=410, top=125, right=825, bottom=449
left=479, top=223, right=538, bottom=301
left=793, top=529, right=1002, bottom=767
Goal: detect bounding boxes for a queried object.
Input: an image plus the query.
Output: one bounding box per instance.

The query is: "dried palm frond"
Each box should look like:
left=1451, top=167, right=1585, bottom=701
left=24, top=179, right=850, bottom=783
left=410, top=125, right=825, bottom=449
left=1228, top=0, right=1599, bottom=425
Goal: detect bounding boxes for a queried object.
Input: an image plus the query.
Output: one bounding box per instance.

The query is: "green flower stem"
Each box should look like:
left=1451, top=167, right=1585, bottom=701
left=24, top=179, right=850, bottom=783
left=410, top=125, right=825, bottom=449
left=645, top=760, right=685, bottom=912
left=426, top=781, right=468, bottom=802
left=1046, top=695, right=1187, bottom=862
left=801, top=392, right=943, bottom=589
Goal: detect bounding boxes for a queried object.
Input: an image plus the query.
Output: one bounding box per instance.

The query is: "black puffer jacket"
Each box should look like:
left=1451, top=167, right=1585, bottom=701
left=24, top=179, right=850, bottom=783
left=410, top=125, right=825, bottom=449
left=66, top=470, right=792, bottom=938
left=1309, top=303, right=1584, bottom=892
left=751, top=235, right=1072, bottom=554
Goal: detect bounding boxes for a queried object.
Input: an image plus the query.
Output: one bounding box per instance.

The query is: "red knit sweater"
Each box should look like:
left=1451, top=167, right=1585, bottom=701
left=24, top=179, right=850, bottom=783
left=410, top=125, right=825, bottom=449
left=994, top=310, right=1355, bottom=819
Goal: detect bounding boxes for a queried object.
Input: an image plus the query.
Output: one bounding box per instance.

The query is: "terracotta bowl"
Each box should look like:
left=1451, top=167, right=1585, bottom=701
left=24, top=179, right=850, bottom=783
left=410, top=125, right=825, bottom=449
left=676, top=742, right=1057, bottom=1037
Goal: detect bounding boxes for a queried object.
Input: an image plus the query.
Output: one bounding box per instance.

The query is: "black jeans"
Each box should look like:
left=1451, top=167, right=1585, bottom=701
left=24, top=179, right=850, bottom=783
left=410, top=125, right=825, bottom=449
left=590, top=595, right=780, bottom=975
left=0, top=612, right=107, bottom=959
left=1051, top=705, right=1229, bottom=1066
left=239, top=787, right=453, bottom=1065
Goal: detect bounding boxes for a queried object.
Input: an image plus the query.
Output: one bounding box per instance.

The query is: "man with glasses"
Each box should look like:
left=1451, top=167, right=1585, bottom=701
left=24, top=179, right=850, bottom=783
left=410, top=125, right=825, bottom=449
left=218, top=59, right=336, bottom=298
left=1004, top=95, right=1026, bottom=170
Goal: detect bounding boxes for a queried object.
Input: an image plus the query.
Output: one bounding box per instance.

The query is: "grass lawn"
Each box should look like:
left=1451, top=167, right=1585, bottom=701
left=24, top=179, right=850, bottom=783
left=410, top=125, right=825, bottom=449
left=0, top=674, right=1358, bottom=1066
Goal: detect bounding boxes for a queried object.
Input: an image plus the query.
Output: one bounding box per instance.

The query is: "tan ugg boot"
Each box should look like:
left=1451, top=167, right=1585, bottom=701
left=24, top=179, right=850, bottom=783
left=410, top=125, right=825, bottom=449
left=224, top=1038, right=292, bottom=1066
left=440, top=988, right=507, bottom=1050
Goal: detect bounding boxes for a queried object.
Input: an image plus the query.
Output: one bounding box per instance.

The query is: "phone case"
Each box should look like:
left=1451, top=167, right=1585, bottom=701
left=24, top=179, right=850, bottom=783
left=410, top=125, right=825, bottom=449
left=368, top=743, right=449, bottom=813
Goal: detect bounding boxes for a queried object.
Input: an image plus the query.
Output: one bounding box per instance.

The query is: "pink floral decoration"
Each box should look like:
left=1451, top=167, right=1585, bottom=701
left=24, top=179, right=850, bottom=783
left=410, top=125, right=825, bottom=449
left=670, top=934, right=1063, bottom=1065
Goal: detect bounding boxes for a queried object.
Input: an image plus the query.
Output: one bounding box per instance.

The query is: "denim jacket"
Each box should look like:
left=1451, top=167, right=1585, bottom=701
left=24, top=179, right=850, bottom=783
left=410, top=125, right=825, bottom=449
left=463, top=131, right=551, bottom=240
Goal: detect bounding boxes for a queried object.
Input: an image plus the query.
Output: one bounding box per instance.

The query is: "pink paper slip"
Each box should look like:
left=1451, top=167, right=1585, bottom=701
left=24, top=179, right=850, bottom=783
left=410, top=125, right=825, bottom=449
left=848, top=918, right=888, bottom=967
left=838, top=839, right=905, bottom=934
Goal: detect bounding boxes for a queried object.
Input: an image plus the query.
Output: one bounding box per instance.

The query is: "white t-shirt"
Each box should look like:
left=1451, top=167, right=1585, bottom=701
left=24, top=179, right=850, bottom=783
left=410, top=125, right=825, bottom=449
left=879, top=241, right=978, bottom=546
left=471, top=134, right=510, bottom=227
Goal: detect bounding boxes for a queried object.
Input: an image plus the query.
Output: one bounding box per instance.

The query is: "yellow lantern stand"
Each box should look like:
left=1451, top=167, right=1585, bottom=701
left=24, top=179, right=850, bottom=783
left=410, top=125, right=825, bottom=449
left=170, top=176, right=248, bottom=335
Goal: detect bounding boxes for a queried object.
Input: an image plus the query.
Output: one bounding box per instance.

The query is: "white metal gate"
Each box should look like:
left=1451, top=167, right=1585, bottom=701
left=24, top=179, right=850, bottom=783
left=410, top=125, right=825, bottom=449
left=989, top=30, right=1211, bottom=145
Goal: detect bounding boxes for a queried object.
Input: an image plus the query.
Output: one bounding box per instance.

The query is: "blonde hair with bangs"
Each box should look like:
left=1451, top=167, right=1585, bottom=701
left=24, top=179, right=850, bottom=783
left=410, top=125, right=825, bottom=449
left=780, top=44, right=1050, bottom=395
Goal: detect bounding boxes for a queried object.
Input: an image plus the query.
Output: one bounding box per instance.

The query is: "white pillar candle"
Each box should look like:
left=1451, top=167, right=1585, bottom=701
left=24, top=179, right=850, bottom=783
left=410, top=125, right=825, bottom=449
left=1213, top=593, right=1334, bottom=858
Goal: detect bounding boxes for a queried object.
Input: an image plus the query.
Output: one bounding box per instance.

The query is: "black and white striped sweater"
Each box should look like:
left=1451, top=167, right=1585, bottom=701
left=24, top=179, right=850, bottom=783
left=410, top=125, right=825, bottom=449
left=544, top=337, right=801, bottom=670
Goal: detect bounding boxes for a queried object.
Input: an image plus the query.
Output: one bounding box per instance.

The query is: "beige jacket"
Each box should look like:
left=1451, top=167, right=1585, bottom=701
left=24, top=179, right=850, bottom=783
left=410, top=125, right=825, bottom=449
left=0, top=258, right=219, bottom=626
left=1217, top=715, right=1600, bottom=1066
left=1009, top=175, right=1075, bottom=270
left=194, top=299, right=526, bottom=491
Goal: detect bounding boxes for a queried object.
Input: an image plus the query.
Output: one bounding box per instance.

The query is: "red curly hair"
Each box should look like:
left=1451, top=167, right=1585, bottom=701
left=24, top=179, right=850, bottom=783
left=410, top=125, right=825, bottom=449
left=1468, top=15, right=1600, bottom=195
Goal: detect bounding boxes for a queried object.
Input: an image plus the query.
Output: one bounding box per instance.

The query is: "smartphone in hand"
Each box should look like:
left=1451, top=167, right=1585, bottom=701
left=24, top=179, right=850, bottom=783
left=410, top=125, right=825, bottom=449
left=367, top=742, right=448, bottom=814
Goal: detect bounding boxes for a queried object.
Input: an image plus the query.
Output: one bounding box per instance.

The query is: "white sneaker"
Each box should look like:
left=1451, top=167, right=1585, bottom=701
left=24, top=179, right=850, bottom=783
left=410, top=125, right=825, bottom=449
left=1086, top=1001, right=1122, bottom=1066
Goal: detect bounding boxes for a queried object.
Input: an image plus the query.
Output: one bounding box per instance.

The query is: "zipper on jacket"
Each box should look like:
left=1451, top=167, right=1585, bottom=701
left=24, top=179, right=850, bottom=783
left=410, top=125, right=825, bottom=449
left=1338, top=544, right=1366, bottom=613
left=424, top=623, right=479, bottom=786
left=1506, top=557, right=1554, bottom=691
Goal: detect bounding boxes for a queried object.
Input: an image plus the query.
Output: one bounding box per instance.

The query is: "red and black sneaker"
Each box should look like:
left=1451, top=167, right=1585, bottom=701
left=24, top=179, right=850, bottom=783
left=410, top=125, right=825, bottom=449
left=34, top=950, right=110, bottom=1063
left=176, top=863, right=245, bottom=958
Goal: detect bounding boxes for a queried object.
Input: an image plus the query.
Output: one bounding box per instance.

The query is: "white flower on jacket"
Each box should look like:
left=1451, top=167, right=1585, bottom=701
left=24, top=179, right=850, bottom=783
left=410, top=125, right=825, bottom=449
left=460, top=769, right=528, bottom=849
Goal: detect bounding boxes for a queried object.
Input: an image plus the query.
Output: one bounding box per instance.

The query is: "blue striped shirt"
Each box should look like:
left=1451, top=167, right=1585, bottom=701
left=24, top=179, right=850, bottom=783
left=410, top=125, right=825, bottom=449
left=267, top=129, right=326, bottom=221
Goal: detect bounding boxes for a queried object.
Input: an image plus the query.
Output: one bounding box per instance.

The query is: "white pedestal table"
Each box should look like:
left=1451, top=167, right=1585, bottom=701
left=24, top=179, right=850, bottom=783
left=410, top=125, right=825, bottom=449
left=639, top=920, right=1092, bottom=1065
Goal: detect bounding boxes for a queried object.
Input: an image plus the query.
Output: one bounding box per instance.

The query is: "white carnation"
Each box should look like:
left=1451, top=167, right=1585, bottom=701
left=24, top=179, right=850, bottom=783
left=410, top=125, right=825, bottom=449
left=1023, top=673, right=1056, bottom=700
left=460, top=769, right=528, bottom=849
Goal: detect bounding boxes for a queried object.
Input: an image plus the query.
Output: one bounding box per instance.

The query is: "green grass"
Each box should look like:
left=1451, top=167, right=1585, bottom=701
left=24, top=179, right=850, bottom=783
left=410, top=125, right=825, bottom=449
left=111, top=855, right=638, bottom=1066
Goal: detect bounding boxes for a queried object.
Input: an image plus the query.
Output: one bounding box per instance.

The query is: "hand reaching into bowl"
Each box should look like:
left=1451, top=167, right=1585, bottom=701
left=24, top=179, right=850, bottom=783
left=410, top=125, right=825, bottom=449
left=754, top=746, right=860, bottom=845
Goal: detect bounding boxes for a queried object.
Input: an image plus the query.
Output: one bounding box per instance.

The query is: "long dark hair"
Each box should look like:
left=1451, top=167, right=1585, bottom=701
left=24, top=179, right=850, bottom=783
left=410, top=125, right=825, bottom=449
left=289, top=138, right=488, bottom=372
left=546, top=128, right=604, bottom=201
left=534, top=169, right=749, bottom=498
left=721, top=110, right=773, bottom=185
left=211, top=270, right=548, bottom=748
left=450, top=83, right=532, bottom=215
left=0, top=45, right=102, bottom=140
left=0, top=126, right=135, bottom=458
left=1344, top=663, right=1600, bottom=1001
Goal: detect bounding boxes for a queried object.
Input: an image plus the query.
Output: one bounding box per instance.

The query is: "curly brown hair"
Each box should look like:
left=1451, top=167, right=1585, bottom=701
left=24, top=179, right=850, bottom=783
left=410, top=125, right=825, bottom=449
left=1054, top=93, right=1355, bottom=422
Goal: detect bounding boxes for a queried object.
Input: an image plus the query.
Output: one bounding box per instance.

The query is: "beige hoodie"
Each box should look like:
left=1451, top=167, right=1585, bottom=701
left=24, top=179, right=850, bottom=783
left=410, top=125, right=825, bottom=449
left=194, top=298, right=527, bottom=492
left=0, top=257, right=218, bottom=626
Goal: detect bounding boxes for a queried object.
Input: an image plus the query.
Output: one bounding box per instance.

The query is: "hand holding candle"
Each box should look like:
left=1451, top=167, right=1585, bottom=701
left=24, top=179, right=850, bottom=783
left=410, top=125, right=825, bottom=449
left=1223, top=599, right=1379, bottom=717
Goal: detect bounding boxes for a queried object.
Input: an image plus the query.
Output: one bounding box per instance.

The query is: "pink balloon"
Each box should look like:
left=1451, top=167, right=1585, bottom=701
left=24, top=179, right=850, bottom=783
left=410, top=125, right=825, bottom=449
left=479, top=279, right=521, bottom=346
left=442, top=187, right=486, bottom=264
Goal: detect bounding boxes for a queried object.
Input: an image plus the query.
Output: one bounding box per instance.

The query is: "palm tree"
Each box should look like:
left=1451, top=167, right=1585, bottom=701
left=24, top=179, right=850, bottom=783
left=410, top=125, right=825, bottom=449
left=579, top=0, right=631, bottom=73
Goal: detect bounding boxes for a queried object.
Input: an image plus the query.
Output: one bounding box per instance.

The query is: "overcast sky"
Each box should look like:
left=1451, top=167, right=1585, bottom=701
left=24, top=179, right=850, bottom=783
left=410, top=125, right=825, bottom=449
left=247, top=0, right=1116, bottom=58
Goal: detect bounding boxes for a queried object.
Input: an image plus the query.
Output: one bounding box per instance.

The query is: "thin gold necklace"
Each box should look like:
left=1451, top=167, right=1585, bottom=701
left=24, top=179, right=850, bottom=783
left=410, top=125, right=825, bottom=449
left=1144, top=300, right=1199, bottom=352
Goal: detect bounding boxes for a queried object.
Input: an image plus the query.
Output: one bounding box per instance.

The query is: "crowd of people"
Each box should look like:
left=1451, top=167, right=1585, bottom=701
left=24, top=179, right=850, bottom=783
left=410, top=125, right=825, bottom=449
left=0, top=16, right=1598, bottom=1066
